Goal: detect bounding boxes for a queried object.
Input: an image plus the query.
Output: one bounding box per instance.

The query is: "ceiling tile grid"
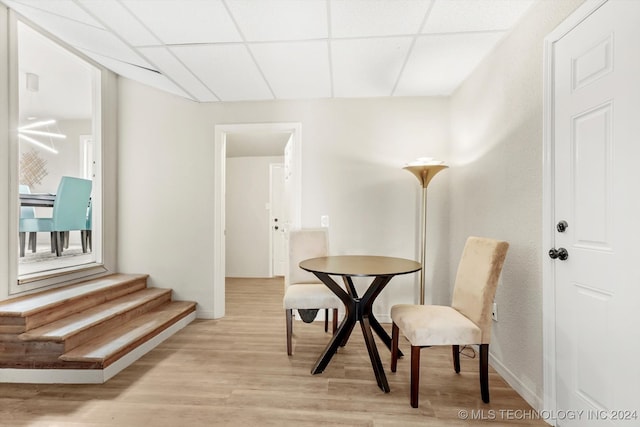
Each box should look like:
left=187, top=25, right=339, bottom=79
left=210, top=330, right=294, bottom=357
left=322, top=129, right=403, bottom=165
left=2, top=0, right=536, bottom=102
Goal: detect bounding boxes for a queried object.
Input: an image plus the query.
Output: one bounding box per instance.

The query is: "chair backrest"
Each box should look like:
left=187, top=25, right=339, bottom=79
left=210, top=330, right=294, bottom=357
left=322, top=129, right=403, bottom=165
left=451, top=236, right=509, bottom=343
left=286, top=228, right=329, bottom=289
left=51, top=176, right=92, bottom=231
left=19, top=184, right=35, bottom=219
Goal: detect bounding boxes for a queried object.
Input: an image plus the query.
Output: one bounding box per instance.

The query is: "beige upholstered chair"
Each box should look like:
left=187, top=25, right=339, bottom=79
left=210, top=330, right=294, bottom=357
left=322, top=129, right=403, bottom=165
left=284, top=228, right=341, bottom=355
left=390, top=236, right=509, bottom=408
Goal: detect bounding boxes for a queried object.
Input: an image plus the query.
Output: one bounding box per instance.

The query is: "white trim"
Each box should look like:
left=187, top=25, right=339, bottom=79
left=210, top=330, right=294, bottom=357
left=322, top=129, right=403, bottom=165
left=541, top=0, right=608, bottom=419
left=213, top=123, right=302, bottom=319
left=490, top=352, right=544, bottom=415
left=0, top=312, right=196, bottom=384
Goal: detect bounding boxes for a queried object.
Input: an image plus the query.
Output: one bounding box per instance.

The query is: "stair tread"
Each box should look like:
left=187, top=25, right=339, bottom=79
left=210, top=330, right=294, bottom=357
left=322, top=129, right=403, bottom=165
left=60, top=301, right=196, bottom=363
left=0, top=274, right=148, bottom=317
left=19, top=288, right=171, bottom=342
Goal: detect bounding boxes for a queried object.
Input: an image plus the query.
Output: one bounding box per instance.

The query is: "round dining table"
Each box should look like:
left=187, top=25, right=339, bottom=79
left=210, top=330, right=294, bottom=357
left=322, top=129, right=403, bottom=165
left=299, top=255, right=421, bottom=393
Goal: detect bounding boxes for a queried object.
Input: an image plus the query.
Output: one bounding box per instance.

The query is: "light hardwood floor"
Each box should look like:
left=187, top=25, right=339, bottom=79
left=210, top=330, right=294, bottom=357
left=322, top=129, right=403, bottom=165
left=0, top=277, right=548, bottom=426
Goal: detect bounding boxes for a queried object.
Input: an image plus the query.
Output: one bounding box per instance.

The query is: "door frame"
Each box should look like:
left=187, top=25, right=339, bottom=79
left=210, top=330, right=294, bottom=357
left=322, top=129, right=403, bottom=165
left=542, top=0, right=608, bottom=415
left=213, top=122, right=302, bottom=318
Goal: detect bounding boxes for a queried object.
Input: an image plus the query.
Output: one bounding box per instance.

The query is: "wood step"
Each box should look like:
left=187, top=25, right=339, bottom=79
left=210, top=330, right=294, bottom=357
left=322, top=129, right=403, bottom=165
left=60, top=301, right=196, bottom=368
left=18, top=288, right=173, bottom=352
left=0, top=274, right=149, bottom=332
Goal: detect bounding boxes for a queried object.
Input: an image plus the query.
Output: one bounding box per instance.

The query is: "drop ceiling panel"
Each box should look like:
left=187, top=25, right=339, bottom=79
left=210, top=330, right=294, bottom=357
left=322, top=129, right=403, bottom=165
left=5, top=0, right=104, bottom=28
left=2, top=0, right=538, bottom=103
left=250, top=41, right=331, bottom=99
left=332, top=37, right=412, bottom=98
left=227, top=0, right=327, bottom=41
left=395, top=32, right=505, bottom=96
left=78, top=0, right=159, bottom=47
left=138, top=46, right=218, bottom=102
left=423, top=0, right=535, bottom=34
left=171, top=44, right=273, bottom=101
left=9, top=5, right=151, bottom=68
left=80, top=49, right=189, bottom=99
left=330, top=0, right=432, bottom=38
left=121, top=0, right=241, bottom=45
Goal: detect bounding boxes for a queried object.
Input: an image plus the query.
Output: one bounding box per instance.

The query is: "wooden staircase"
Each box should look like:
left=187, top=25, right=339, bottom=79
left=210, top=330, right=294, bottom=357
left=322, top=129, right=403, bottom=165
left=0, top=273, right=196, bottom=383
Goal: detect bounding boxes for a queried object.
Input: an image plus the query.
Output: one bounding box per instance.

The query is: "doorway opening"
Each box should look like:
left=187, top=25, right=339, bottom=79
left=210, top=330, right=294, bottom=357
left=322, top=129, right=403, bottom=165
left=213, top=123, right=302, bottom=319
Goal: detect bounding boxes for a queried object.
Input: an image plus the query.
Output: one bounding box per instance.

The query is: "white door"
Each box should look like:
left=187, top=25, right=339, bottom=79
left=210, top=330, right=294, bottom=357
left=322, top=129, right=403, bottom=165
left=270, top=163, right=286, bottom=276
left=552, top=1, right=640, bottom=425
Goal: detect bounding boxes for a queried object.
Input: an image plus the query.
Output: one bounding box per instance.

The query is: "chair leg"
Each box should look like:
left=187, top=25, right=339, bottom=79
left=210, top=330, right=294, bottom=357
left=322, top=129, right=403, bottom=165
left=50, top=232, right=56, bottom=253
left=81, top=230, right=87, bottom=253
left=391, top=322, right=399, bottom=372
left=54, top=232, right=63, bottom=257
left=29, top=232, right=37, bottom=252
left=324, top=308, right=328, bottom=332
left=410, top=345, right=421, bottom=408
left=332, top=309, right=338, bottom=334
left=63, top=231, right=69, bottom=249
left=19, top=232, right=26, bottom=257
left=286, top=309, right=293, bottom=356
left=452, top=345, right=460, bottom=373
left=87, top=230, right=92, bottom=251
left=480, top=343, right=490, bottom=403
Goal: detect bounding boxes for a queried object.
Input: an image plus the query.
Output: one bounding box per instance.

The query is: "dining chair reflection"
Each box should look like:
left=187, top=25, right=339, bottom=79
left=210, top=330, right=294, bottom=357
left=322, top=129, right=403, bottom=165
left=19, top=176, right=92, bottom=257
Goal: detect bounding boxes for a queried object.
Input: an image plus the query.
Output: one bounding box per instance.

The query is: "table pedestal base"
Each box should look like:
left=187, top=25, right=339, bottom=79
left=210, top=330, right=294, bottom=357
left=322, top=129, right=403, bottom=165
left=310, top=274, right=402, bottom=393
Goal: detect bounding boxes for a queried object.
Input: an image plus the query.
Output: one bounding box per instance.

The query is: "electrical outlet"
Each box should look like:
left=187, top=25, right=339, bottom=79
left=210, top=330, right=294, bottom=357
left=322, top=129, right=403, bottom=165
left=492, top=302, right=498, bottom=321
left=320, top=215, right=329, bottom=228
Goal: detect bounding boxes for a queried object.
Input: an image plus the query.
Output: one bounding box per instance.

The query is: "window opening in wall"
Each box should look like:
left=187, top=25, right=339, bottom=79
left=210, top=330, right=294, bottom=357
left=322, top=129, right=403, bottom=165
left=16, top=21, right=102, bottom=281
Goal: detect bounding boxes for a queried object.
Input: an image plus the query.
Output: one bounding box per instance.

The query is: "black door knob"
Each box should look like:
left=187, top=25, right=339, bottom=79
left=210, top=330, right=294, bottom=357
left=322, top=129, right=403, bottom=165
left=557, top=220, right=568, bottom=232
left=549, top=248, right=569, bottom=260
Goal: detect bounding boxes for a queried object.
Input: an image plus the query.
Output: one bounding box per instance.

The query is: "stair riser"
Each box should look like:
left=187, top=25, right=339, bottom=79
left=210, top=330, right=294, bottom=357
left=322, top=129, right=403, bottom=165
left=25, top=279, right=147, bottom=331
left=0, top=340, right=65, bottom=368
left=102, top=306, right=195, bottom=368
left=63, top=293, right=173, bottom=352
left=0, top=318, right=26, bottom=334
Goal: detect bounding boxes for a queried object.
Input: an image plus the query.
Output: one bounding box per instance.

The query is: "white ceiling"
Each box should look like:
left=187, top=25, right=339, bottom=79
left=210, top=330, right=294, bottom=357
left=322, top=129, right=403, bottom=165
left=3, top=0, right=536, bottom=104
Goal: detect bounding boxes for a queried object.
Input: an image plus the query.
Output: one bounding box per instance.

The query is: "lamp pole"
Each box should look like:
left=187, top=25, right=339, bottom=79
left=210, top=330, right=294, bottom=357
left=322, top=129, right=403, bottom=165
left=403, top=160, right=448, bottom=305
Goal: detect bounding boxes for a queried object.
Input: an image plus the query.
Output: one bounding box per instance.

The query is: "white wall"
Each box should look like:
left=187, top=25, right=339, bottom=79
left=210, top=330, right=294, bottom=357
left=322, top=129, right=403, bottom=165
left=226, top=155, right=283, bottom=278
left=20, top=119, right=91, bottom=194
left=117, top=79, right=450, bottom=318
left=116, top=80, right=215, bottom=313
left=210, top=98, right=452, bottom=313
left=449, top=0, right=584, bottom=409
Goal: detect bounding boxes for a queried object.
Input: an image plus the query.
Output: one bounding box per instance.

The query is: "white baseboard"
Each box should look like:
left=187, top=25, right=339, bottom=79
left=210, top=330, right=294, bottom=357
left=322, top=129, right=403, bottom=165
left=490, top=351, right=544, bottom=412
left=0, top=312, right=196, bottom=384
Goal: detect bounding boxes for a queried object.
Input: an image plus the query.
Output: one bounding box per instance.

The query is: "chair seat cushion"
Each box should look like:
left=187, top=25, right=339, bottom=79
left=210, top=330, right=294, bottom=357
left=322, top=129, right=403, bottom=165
left=391, top=304, right=482, bottom=346
left=283, top=284, right=342, bottom=310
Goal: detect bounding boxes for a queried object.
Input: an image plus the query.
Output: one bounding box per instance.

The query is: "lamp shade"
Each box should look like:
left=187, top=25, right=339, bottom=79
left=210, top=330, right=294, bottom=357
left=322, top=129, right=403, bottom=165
left=402, top=158, right=448, bottom=188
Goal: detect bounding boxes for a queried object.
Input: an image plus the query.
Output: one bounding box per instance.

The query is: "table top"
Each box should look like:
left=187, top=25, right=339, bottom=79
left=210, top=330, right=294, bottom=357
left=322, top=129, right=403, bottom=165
left=300, top=255, right=421, bottom=277
left=19, top=193, right=56, bottom=207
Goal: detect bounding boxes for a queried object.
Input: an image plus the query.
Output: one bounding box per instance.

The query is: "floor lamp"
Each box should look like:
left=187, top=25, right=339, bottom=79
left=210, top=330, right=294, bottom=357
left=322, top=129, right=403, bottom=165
left=403, top=158, right=448, bottom=305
